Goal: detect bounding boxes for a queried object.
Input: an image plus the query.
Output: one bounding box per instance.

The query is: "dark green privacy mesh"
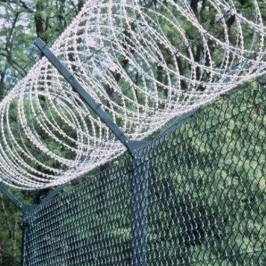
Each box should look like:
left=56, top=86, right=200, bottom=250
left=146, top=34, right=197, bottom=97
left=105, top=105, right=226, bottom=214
left=22, top=84, right=266, bottom=266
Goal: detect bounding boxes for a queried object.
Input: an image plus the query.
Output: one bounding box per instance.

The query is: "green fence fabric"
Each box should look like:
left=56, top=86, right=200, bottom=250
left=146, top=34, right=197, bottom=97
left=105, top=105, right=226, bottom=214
left=22, top=83, right=266, bottom=265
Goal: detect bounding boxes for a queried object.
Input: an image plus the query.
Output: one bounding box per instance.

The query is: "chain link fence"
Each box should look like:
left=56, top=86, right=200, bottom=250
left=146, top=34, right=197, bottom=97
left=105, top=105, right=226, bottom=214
left=22, top=83, right=266, bottom=266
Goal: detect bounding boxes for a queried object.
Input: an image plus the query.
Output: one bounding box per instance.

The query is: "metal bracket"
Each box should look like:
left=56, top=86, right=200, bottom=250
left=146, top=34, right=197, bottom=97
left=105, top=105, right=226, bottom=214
left=24, top=185, right=65, bottom=217
left=0, top=182, right=24, bottom=213
left=0, top=181, right=64, bottom=216
left=22, top=205, right=37, bottom=216
left=34, top=38, right=149, bottom=156
left=127, top=140, right=150, bottom=154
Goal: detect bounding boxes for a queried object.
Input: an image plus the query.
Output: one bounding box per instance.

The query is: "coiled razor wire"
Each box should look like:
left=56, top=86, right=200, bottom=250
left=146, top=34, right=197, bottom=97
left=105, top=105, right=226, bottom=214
left=0, top=0, right=265, bottom=189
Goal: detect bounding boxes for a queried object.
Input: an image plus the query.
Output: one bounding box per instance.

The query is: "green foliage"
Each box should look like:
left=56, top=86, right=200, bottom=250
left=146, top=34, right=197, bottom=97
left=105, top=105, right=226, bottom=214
left=0, top=195, right=22, bottom=266
left=0, top=0, right=82, bottom=96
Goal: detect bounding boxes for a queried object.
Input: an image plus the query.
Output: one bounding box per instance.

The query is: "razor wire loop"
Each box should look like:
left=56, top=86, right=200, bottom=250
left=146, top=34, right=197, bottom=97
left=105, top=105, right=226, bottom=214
left=0, top=0, right=265, bottom=189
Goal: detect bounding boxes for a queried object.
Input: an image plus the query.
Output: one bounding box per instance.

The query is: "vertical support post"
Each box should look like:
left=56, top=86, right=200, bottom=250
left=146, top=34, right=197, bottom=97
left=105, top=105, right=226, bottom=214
left=21, top=212, right=35, bottom=266
left=20, top=186, right=63, bottom=266
left=131, top=153, right=149, bottom=266
left=20, top=220, right=28, bottom=266
left=21, top=224, right=26, bottom=266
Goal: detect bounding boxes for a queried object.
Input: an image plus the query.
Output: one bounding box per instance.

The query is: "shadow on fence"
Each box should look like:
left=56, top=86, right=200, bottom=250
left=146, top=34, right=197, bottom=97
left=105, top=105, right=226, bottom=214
left=21, top=83, right=266, bottom=265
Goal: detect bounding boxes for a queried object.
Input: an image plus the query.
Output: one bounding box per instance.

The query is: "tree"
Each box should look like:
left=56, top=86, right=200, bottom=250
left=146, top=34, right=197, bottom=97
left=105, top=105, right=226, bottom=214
left=0, top=0, right=83, bottom=97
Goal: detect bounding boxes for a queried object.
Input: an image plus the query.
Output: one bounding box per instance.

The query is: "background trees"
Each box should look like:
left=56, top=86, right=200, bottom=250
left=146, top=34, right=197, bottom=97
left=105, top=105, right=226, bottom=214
left=0, top=0, right=84, bottom=98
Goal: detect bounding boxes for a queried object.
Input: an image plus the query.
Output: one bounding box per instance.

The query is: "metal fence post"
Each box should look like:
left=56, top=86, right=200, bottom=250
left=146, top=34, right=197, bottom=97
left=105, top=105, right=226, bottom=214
left=21, top=217, right=30, bottom=266
left=21, top=206, right=36, bottom=266
left=20, top=187, right=64, bottom=266
left=20, top=221, right=26, bottom=266
left=131, top=154, right=149, bottom=266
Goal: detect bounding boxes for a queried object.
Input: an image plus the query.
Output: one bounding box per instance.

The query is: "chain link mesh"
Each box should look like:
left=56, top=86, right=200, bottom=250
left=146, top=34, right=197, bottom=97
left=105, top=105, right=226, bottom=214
left=22, top=83, right=266, bottom=265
